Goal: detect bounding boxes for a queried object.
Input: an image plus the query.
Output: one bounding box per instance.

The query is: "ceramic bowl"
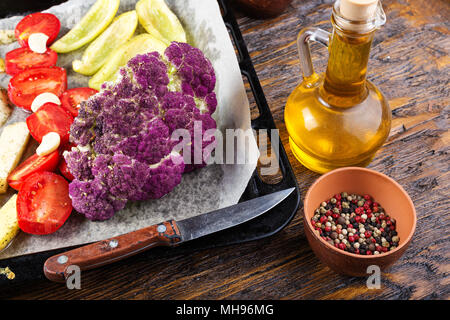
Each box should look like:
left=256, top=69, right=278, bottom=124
left=303, top=167, right=416, bottom=277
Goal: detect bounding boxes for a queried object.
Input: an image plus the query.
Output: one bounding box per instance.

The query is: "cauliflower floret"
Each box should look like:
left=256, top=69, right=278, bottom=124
left=130, top=152, right=185, bottom=201
left=69, top=179, right=126, bottom=221
left=64, top=149, right=94, bottom=181
left=66, top=42, right=217, bottom=221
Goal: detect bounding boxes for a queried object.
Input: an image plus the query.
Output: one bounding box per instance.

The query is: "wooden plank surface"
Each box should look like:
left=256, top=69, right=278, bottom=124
left=1, top=0, right=449, bottom=299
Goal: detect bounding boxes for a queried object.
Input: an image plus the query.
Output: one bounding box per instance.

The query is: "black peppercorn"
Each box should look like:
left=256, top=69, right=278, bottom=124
left=337, top=217, right=346, bottom=225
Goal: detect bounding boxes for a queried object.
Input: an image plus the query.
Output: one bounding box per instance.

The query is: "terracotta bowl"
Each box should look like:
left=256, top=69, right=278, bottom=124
left=303, top=167, right=416, bottom=277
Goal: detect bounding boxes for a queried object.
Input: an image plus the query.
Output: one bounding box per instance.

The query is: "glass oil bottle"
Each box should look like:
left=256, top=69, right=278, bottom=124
left=284, top=0, right=391, bottom=174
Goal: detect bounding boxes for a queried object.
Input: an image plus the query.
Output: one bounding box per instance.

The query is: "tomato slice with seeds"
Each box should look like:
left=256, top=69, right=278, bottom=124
left=17, top=171, right=72, bottom=235
left=7, top=150, right=60, bottom=191
left=5, top=47, right=58, bottom=76
left=8, top=66, right=67, bottom=111
left=15, top=12, right=61, bottom=47
left=60, top=87, right=98, bottom=117
left=26, top=102, right=74, bottom=144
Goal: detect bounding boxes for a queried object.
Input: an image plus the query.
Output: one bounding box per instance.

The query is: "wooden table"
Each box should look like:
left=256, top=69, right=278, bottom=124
left=2, top=0, right=449, bottom=299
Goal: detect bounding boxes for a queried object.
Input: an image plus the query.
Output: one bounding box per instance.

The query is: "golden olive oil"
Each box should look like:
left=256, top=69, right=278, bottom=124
left=285, top=5, right=390, bottom=174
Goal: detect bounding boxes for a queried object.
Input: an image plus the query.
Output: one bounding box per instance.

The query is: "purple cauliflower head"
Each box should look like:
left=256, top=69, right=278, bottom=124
left=66, top=42, right=217, bottom=221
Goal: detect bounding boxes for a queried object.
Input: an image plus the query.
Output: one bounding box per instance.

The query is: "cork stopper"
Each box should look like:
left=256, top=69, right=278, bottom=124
left=340, top=0, right=378, bottom=21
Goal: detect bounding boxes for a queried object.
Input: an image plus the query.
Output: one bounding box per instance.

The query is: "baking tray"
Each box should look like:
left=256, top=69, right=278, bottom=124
left=0, top=0, right=302, bottom=287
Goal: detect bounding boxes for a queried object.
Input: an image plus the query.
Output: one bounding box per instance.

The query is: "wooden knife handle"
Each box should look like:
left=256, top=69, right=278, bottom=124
left=43, top=220, right=182, bottom=283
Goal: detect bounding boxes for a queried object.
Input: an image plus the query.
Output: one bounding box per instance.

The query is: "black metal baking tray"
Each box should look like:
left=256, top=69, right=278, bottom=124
left=0, top=0, right=301, bottom=287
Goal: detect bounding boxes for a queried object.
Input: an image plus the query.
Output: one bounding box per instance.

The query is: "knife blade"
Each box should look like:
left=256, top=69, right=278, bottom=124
left=44, top=188, right=295, bottom=283
left=177, top=187, right=295, bottom=242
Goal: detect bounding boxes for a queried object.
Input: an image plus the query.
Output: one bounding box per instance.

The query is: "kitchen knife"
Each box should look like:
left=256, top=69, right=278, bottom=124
left=44, top=187, right=295, bottom=282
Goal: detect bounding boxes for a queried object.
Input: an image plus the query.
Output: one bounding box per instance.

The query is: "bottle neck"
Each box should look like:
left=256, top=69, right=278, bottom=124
left=320, top=25, right=375, bottom=107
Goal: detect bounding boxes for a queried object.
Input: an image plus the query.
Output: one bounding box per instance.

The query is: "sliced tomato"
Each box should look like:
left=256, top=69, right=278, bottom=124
left=7, top=150, right=60, bottom=191
left=58, top=143, right=76, bottom=181
left=5, top=47, right=58, bottom=75
left=58, top=159, right=75, bottom=181
left=61, top=87, right=98, bottom=117
left=17, top=171, right=72, bottom=235
left=15, top=12, right=61, bottom=47
left=26, top=102, right=73, bottom=144
left=8, top=66, right=67, bottom=111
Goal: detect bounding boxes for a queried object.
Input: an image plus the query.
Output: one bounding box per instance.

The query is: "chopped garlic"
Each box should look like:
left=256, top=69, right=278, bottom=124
left=31, top=92, right=61, bottom=112
left=36, top=132, right=60, bottom=156
left=28, top=33, right=49, bottom=54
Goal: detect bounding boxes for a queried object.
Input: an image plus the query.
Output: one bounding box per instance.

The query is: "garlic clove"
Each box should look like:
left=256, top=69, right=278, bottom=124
left=36, top=132, right=61, bottom=156
left=31, top=92, right=61, bottom=112
left=28, top=33, right=49, bottom=54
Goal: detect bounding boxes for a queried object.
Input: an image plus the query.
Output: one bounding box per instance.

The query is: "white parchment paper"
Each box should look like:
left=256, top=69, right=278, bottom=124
left=0, top=0, right=258, bottom=259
